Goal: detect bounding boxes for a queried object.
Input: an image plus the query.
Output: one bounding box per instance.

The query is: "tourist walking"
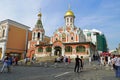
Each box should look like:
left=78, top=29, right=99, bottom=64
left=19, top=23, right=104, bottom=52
left=74, top=55, right=82, bottom=72
left=1, top=55, right=11, bottom=73
left=111, top=55, right=116, bottom=70
left=113, top=55, right=120, bottom=78
left=80, top=56, right=84, bottom=71
left=7, top=56, right=12, bottom=72
left=15, top=56, right=18, bottom=65
left=1, top=56, right=8, bottom=73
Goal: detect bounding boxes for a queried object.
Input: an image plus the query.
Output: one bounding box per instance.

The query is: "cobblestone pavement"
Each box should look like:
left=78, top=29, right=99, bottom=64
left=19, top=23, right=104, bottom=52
left=0, top=61, right=119, bottom=80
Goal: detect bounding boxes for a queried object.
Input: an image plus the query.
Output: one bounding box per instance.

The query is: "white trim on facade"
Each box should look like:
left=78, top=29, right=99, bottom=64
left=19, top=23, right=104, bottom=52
left=0, top=19, right=30, bottom=30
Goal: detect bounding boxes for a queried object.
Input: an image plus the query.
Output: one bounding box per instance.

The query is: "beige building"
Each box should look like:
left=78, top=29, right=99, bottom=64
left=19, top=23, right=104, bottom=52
left=0, top=19, right=31, bottom=60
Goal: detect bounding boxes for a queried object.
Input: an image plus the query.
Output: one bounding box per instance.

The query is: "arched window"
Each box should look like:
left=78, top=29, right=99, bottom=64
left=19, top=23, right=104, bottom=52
left=38, top=32, right=40, bottom=39
left=46, top=47, right=52, bottom=52
left=42, top=33, right=44, bottom=40
left=70, top=18, right=72, bottom=22
left=33, top=32, right=35, bottom=40
left=71, top=37, right=73, bottom=40
left=38, top=47, right=43, bottom=52
left=76, top=46, right=85, bottom=52
left=2, top=30, right=5, bottom=37
left=67, top=18, right=69, bottom=22
left=56, top=38, right=58, bottom=41
left=62, top=33, right=66, bottom=41
left=65, top=46, right=72, bottom=52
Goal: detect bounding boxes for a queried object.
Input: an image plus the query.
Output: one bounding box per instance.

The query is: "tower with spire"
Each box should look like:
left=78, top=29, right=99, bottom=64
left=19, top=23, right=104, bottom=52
left=27, top=11, right=51, bottom=58
left=32, top=12, right=45, bottom=41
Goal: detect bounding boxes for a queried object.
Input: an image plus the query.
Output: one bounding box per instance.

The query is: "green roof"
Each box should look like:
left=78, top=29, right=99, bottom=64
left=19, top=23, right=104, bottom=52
left=36, top=19, right=43, bottom=28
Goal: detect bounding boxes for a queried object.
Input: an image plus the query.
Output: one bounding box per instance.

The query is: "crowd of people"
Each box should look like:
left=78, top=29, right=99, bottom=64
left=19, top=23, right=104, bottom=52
left=54, top=55, right=71, bottom=64
left=109, top=54, right=120, bottom=78
left=94, top=54, right=120, bottom=78
left=1, top=53, right=120, bottom=78
left=0, top=55, right=18, bottom=73
left=54, top=55, right=84, bottom=73
left=74, top=54, right=120, bottom=78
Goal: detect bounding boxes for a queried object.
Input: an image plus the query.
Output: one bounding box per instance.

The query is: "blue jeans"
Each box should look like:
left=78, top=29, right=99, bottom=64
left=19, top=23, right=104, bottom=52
left=116, top=66, right=120, bottom=77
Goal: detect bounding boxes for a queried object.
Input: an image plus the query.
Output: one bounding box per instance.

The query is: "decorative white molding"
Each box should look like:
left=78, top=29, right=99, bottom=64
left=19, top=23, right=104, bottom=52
left=0, top=19, right=30, bottom=30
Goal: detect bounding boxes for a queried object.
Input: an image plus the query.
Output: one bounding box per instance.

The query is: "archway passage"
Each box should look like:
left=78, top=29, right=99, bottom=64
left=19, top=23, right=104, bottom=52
left=54, top=46, right=62, bottom=56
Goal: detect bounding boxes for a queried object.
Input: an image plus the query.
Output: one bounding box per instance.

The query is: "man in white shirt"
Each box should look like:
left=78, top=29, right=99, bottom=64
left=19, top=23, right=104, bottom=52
left=113, top=55, right=120, bottom=78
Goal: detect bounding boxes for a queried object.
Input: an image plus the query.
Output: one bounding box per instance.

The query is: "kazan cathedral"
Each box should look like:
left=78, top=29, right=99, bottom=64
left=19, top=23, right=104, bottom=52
left=27, top=8, right=96, bottom=58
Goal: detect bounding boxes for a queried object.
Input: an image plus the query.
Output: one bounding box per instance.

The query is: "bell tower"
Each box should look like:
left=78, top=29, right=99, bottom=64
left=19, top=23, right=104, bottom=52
left=32, top=12, right=45, bottom=41
left=64, top=6, right=75, bottom=27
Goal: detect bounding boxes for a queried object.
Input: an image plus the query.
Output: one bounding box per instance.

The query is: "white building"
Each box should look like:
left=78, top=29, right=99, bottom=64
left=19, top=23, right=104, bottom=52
left=83, top=29, right=102, bottom=45
left=83, top=29, right=104, bottom=54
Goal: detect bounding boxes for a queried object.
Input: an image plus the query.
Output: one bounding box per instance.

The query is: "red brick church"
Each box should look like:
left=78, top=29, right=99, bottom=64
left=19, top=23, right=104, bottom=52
left=27, top=8, right=96, bottom=58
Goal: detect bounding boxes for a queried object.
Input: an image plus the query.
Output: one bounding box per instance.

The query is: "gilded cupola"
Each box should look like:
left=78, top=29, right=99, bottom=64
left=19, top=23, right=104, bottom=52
left=64, top=10, right=75, bottom=17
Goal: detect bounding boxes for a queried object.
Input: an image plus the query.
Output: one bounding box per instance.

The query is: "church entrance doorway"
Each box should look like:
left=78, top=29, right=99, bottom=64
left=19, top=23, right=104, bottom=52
left=54, top=46, right=62, bottom=56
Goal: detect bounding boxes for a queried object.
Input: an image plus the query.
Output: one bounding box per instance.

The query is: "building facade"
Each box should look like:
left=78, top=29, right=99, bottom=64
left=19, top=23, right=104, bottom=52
left=0, top=19, right=31, bottom=60
left=27, top=9, right=96, bottom=58
left=83, top=29, right=108, bottom=54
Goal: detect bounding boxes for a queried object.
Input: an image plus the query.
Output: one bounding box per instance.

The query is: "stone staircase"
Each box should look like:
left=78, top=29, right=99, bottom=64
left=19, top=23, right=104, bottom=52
left=36, top=56, right=57, bottom=63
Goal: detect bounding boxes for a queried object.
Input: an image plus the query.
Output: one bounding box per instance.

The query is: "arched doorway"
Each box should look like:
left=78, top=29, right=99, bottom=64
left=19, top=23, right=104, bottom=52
left=54, top=46, right=62, bottom=56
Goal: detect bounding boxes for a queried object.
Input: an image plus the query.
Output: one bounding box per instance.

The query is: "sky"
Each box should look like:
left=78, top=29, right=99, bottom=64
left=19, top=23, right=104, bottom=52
left=0, top=0, right=120, bottom=50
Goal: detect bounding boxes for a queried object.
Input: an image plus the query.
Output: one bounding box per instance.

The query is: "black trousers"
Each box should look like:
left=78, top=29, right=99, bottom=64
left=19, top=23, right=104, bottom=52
left=74, top=64, right=80, bottom=72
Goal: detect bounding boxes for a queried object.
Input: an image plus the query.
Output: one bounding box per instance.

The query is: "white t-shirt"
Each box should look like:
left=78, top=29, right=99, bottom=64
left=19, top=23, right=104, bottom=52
left=114, top=57, right=120, bottom=66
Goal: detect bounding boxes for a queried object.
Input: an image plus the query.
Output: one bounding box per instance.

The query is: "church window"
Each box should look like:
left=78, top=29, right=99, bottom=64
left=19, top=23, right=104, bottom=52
left=76, top=46, right=85, bottom=52
left=56, top=38, right=58, bottom=41
left=62, top=33, right=66, bottom=41
left=70, top=18, right=72, bottom=22
left=71, top=37, right=73, bottom=40
left=2, top=30, right=5, bottom=37
left=38, top=32, right=40, bottom=39
left=38, top=47, right=43, bottom=52
left=67, top=18, right=69, bottom=22
left=65, top=46, right=72, bottom=52
left=46, top=47, right=52, bottom=52
left=42, top=33, right=44, bottom=40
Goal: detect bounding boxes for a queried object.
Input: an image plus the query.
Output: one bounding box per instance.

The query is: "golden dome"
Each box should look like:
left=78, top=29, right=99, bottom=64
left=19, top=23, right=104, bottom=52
left=38, top=12, right=42, bottom=17
left=65, top=10, right=74, bottom=17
